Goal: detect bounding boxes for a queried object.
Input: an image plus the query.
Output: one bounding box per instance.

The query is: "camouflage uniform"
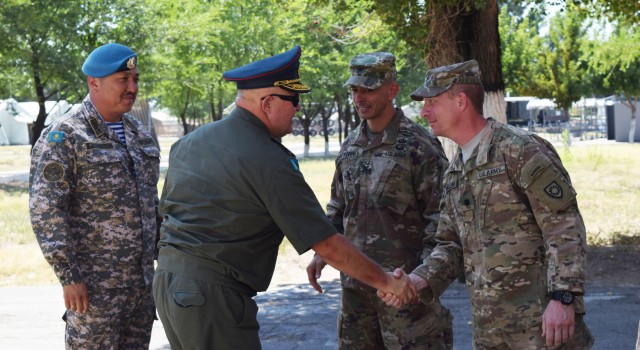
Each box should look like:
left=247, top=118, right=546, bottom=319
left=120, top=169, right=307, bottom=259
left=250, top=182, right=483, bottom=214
left=413, top=118, right=594, bottom=349
left=29, top=96, right=160, bottom=349
left=329, top=107, right=452, bottom=349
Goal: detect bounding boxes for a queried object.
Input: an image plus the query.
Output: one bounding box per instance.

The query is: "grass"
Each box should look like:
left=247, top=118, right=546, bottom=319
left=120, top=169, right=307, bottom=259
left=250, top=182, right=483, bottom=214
left=1, top=137, right=639, bottom=286
left=558, top=143, right=640, bottom=245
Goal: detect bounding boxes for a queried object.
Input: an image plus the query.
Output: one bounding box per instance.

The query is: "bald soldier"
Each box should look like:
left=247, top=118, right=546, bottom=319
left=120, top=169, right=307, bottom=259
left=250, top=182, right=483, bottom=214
left=380, top=60, right=595, bottom=349
left=307, top=52, right=452, bottom=350
left=30, top=43, right=160, bottom=349
left=153, top=45, right=415, bottom=350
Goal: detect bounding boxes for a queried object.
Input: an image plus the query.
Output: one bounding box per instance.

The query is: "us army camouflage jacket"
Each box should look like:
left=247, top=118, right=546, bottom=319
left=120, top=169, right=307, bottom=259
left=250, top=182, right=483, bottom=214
left=413, top=118, right=588, bottom=334
left=29, top=96, right=161, bottom=289
left=327, top=109, right=448, bottom=291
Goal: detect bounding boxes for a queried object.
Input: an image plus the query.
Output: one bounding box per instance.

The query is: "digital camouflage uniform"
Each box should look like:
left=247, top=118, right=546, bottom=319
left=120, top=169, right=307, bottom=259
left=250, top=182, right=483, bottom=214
left=413, top=119, right=594, bottom=349
left=329, top=98, right=452, bottom=348
left=30, top=96, right=161, bottom=349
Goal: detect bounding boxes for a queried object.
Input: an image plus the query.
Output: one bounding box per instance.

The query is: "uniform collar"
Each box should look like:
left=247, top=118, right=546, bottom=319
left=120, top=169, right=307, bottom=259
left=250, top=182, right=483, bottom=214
left=229, top=106, right=271, bottom=135
left=450, top=117, right=497, bottom=172
left=352, top=108, right=404, bottom=148
left=83, top=95, right=138, bottom=138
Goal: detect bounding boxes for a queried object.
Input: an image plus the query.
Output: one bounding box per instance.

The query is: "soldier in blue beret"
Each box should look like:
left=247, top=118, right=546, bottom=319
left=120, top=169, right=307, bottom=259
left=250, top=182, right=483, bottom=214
left=381, top=60, right=595, bottom=349
left=153, top=45, right=416, bottom=349
left=30, top=42, right=160, bottom=349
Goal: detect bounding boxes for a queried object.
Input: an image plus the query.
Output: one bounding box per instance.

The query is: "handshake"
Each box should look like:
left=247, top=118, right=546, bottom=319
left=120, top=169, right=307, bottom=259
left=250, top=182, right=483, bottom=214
left=306, top=254, right=424, bottom=308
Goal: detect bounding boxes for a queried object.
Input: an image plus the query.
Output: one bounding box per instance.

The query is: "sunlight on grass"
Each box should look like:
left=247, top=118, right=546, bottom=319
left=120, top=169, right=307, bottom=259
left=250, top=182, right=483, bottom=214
left=558, top=143, right=640, bottom=245
left=0, top=243, right=58, bottom=287
left=0, top=144, right=31, bottom=170
left=298, top=157, right=336, bottom=208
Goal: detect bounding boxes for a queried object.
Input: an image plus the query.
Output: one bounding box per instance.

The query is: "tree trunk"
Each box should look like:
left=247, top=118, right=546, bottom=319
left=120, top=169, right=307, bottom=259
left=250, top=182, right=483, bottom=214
left=629, top=96, right=637, bottom=143
left=468, top=0, right=505, bottom=123
left=180, top=89, right=191, bottom=135
left=29, top=49, right=48, bottom=147
left=426, top=0, right=505, bottom=160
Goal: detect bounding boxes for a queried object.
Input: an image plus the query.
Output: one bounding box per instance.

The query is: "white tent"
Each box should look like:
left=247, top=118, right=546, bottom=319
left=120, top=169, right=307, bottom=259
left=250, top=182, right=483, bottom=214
left=0, top=98, right=32, bottom=145
left=526, top=98, right=557, bottom=110
left=20, top=100, right=73, bottom=126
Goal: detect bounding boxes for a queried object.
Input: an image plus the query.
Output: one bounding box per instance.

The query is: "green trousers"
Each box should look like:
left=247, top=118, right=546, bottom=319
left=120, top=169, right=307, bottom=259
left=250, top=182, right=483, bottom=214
left=153, top=249, right=260, bottom=350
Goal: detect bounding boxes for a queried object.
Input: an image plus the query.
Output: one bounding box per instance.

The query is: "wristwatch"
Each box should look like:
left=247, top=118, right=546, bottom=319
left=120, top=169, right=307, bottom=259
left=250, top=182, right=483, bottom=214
left=551, top=291, right=575, bottom=305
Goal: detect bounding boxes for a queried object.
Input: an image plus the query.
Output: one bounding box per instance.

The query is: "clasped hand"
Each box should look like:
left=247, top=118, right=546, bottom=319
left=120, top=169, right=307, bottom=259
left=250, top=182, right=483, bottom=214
left=380, top=268, right=416, bottom=305
left=377, top=268, right=420, bottom=308
left=306, top=255, right=415, bottom=304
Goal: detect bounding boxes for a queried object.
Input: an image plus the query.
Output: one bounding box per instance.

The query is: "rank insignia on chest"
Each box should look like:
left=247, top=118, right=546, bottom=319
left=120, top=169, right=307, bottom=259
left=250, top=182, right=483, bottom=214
left=359, top=161, right=373, bottom=174
left=544, top=181, right=563, bottom=198
left=47, top=131, right=65, bottom=143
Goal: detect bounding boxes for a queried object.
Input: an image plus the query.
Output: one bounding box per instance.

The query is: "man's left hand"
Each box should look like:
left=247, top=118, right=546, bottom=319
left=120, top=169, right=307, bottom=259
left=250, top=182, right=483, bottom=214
left=542, top=300, right=575, bottom=347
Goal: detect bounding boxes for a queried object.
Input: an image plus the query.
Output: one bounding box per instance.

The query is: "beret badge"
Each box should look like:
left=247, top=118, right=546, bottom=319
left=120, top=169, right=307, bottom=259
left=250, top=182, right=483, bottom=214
left=127, top=57, right=136, bottom=70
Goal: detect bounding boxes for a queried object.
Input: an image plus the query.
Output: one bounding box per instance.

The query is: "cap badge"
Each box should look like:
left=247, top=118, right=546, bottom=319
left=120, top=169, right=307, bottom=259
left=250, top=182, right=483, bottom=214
left=127, top=57, right=136, bottom=69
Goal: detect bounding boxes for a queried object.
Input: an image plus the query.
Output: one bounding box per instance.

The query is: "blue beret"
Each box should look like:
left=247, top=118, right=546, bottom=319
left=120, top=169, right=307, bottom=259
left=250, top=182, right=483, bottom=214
left=82, top=43, right=137, bottom=78
left=223, top=45, right=310, bottom=93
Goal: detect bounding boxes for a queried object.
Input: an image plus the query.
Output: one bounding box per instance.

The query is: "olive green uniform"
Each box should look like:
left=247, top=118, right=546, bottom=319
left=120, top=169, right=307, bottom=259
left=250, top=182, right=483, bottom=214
left=154, top=107, right=336, bottom=350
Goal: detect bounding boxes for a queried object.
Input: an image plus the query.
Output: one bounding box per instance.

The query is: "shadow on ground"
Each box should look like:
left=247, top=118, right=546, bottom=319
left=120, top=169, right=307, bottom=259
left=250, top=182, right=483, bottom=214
left=257, top=280, right=342, bottom=350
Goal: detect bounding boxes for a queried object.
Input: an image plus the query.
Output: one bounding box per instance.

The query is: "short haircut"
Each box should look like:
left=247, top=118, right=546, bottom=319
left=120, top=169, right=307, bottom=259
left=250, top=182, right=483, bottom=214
left=447, top=83, right=484, bottom=114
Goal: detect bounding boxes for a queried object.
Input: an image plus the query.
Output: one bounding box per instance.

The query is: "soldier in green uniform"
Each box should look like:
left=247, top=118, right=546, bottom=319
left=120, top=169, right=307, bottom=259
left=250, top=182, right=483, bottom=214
left=153, top=45, right=416, bottom=350
left=30, top=43, right=161, bottom=349
left=380, top=60, right=595, bottom=349
left=307, top=52, right=453, bottom=350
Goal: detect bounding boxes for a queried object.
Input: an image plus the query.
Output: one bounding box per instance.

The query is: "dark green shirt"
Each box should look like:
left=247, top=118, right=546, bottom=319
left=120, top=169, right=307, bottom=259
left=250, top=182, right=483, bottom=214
left=159, top=107, right=335, bottom=292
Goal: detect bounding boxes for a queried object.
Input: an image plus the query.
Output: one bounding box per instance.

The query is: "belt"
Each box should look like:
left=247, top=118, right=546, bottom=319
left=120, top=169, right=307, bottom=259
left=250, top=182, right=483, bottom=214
left=157, top=248, right=256, bottom=297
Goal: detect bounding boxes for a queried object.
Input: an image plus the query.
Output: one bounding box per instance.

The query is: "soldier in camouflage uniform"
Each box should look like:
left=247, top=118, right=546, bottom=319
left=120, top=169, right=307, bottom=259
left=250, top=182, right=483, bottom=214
left=381, top=60, right=595, bottom=349
left=29, top=43, right=161, bottom=349
left=307, top=52, right=452, bottom=350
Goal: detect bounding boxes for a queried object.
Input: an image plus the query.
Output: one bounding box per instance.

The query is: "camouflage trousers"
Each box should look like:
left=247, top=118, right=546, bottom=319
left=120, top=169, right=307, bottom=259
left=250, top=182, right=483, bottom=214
left=64, top=285, right=155, bottom=350
left=472, top=314, right=594, bottom=350
left=338, top=287, right=453, bottom=350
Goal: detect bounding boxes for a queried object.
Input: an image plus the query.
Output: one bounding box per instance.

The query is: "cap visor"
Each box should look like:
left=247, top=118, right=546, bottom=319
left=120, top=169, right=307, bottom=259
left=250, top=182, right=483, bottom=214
left=343, top=75, right=381, bottom=89
left=410, top=85, right=449, bottom=101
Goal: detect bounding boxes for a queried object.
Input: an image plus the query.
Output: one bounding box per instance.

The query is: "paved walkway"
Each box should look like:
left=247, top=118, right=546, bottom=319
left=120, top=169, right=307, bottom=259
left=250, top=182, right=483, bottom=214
left=1, top=280, right=639, bottom=349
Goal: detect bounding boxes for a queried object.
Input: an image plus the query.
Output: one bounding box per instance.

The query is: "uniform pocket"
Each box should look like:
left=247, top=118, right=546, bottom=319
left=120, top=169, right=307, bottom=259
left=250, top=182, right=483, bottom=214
left=221, top=288, right=257, bottom=327
left=173, top=291, right=205, bottom=308
left=76, top=148, right=128, bottom=192
left=480, top=175, right=522, bottom=234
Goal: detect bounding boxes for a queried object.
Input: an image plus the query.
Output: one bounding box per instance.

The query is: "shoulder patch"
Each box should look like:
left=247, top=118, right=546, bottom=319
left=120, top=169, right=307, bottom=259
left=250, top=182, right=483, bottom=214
left=47, top=131, right=65, bottom=143
left=527, top=166, right=576, bottom=212
left=521, top=153, right=549, bottom=188
left=544, top=181, right=563, bottom=198
left=42, top=162, right=65, bottom=182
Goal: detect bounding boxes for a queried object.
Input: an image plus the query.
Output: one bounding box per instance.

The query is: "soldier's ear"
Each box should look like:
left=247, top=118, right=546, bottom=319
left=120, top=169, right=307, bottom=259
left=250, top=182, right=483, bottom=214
left=87, top=76, right=100, bottom=91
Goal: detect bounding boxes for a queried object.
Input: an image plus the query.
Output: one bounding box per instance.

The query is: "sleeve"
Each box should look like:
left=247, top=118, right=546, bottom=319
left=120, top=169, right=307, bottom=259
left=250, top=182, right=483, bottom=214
left=265, top=158, right=336, bottom=255
left=412, top=194, right=464, bottom=302
left=414, top=144, right=448, bottom=260
left=518, top=138, right=587, bottom=294
left=326, top=157, right=346, bottom=233
left=29, top=127, right=81, bottom=286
